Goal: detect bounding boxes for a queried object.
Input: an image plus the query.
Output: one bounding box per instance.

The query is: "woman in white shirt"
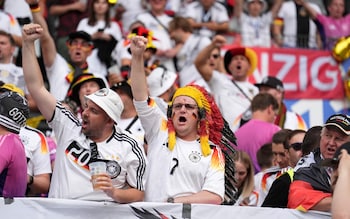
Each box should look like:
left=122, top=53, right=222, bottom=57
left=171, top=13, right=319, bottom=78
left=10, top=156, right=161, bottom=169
left=77, top=0, right=123, bottom=78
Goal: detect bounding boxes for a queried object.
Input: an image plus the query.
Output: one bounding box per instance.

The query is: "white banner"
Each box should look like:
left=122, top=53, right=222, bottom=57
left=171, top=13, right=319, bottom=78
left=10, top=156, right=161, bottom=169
left=0, top=198, right=331, bottom=219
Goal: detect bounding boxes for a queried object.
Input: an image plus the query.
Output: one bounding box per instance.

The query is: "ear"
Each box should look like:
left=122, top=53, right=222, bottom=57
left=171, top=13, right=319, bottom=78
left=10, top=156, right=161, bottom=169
left=86, top=46, right=93, bottom=56
left=268, top=104, right=275, bottom=114
left=10, top=45, right=15, bottom=55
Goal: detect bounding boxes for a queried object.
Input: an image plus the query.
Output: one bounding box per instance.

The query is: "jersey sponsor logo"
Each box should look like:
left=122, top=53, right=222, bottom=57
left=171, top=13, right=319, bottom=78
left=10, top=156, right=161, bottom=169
left=106, top=160, right=121, bottom=179
left=188, top=151, right=201, bottom=163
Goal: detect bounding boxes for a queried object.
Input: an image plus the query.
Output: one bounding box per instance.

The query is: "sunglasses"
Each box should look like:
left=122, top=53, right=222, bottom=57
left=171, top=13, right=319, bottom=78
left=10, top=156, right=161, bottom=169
left=290, top=142, right=302, bottom=151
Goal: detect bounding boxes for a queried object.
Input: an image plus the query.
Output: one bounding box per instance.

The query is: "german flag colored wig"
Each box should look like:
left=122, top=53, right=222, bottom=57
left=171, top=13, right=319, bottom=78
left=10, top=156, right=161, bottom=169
left=167, top=85, right=224, bottom=157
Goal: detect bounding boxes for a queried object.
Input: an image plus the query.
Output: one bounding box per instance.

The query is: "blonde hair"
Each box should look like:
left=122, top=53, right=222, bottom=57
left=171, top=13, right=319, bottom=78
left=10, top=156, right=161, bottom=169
left=234, top=151, right=255, bottom=199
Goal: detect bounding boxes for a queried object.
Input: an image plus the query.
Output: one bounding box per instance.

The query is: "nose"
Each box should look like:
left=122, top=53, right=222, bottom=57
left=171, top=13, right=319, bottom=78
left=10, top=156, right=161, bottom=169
left=328, top=136, right=337, bottom=145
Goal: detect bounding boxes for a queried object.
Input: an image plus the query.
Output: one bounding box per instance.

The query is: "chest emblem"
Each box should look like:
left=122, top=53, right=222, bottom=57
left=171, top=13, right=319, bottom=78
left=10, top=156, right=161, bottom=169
left=188, top=151, right=202, bottom=163
left=106, top=161, right=121, bottom=179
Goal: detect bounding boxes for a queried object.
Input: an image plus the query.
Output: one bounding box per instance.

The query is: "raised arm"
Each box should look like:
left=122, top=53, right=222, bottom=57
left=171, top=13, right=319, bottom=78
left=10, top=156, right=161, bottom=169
left=270, top=0, right=283, bottom=19
left=194, top=35, right=226, bottom=81
left=332, top=150, right=350, bottom=219
left=26, top=0, right=56, bottom=67
left=234, top=0, right=243, bottom=18
left=22, top=23, right=56, bottom=121
left=129, top=36, right=149, bottom=102
left=299, top=0, right=318, bottom=20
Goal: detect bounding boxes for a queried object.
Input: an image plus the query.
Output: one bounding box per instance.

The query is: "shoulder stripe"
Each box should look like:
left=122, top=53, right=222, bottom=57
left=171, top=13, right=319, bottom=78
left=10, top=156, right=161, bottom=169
left=114, top=132, right=146, bottom=190
left=57, top=102, right=81, bottom=127
left=24, top=126, right=49, bottom=154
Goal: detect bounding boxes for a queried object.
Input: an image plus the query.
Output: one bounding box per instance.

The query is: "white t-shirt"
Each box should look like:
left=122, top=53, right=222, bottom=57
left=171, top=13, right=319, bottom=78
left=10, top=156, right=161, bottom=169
left=184, top=1, right=229, bottom=38
left=0, top=10, right=22, bottom=36
left=45, top=54, right=108, bottom=101
left=254, top=166, right=281, bottom=206
left=116, top=0, right=146, bottom=34
left=136, top=12, right=175, bottom=72
left=48, top=102, right=147, bottom=201
left=134, top=98, right=225, bottom=202
left=77, top=19, right=123, bottom=77
left=277, top=1, right=321, bottom=48
left=284, top=110, right=308, bottom=130
left=176, top=34, right=211, bottom=72
left=20, top=126, right=51, bottom=177
left=77, top=19, right=122, bottom=42
left=3, top=0, right=32, bottom=21
left=177, top=34, right=211, bottom=89
left=118, top=116, right=145, bottom=144
left=240, top=12, right=273, bottom=47
left=209, top=71, right=258, bottom=132
left=0, top=63, right=27, bottom=94
left=45, top=54, right=72, bottom=101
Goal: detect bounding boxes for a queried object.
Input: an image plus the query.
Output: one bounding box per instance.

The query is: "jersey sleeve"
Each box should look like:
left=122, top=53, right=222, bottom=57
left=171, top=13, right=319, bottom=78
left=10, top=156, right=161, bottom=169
left=287, top=180, right=331, bottom=212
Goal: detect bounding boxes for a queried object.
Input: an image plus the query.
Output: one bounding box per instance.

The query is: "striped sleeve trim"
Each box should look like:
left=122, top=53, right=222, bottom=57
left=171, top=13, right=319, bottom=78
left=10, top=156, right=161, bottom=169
left=114, top=132, right=146, bottom=191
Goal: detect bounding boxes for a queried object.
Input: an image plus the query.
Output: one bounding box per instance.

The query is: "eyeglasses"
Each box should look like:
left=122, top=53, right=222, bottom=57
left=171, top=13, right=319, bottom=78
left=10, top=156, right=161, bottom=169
left=289, top=142, right=302, bottom=151
left=211, top=54, right=220, bottom=59
left=172, top=103, right=198, bottom=111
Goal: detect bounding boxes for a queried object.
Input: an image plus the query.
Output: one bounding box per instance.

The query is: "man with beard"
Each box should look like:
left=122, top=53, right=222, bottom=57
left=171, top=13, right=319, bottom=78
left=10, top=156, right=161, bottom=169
left=21, top=23, right=147, bottom=203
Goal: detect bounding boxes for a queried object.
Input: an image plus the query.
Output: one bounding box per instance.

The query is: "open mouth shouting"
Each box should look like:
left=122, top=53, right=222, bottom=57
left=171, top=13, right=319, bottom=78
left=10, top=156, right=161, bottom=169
left=178, top=116, right=187, bottom=123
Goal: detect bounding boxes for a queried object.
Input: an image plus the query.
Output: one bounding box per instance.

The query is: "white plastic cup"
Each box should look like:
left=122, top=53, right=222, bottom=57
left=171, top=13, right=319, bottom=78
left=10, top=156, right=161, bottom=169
left=88, top=161, right=107, bottom=190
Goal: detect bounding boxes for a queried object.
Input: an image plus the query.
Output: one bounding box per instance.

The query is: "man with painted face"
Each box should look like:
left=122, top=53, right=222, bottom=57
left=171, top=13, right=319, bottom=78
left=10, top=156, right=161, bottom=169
left=130, top=35, right=234, bottom=204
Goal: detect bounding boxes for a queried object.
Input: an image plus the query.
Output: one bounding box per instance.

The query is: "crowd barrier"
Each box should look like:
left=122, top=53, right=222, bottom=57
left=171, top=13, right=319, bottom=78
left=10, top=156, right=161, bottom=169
left=0, top=197, right=331, bottom=219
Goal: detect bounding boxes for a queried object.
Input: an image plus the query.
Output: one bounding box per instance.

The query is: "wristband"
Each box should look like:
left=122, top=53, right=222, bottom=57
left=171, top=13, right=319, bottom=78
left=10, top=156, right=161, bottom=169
left=29, top=3, right=41, bottom=13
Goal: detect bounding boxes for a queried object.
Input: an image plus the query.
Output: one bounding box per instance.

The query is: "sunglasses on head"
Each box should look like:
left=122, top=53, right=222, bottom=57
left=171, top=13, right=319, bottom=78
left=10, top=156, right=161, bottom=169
left=290, top=142, right=302, bottom=151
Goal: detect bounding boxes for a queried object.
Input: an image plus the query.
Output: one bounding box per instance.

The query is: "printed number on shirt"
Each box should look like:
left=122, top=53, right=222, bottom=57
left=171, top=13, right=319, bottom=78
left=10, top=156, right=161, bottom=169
left=170, top=158, right=179, bottom=175
left=66, top=141, right=90, bottom=167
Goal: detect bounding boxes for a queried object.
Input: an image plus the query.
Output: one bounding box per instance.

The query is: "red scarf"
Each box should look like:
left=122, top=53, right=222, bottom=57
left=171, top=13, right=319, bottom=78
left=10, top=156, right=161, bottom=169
left=275, top=103, right=287, bottom=128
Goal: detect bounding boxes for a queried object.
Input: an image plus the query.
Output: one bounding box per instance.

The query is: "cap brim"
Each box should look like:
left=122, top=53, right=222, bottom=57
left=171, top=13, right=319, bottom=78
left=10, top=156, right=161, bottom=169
left=85, top=90, right=122, bottom=124
left=325, top=123, right=350, bottom=135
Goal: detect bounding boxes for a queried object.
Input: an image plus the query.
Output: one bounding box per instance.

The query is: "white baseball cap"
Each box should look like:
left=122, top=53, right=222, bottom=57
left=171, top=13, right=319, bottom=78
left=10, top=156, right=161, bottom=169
left=244, top=0, right=267, bottom=12
left=147, top=67, right=177, bottom=97
left=85, top=88, right=124, bottom=124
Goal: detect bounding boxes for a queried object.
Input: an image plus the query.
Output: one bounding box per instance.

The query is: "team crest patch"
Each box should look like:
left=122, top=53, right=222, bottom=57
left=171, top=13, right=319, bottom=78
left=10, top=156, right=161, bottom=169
left=188, top=151, right=201, bottom=163
left=106, top=161, right=121, bottom=179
